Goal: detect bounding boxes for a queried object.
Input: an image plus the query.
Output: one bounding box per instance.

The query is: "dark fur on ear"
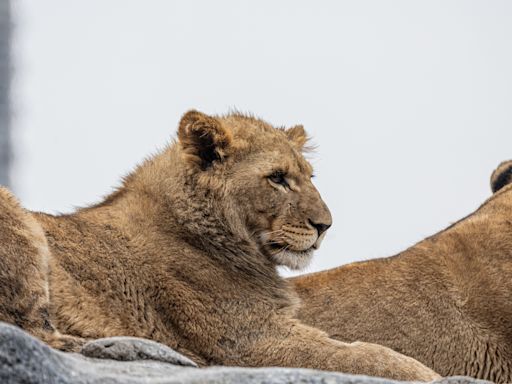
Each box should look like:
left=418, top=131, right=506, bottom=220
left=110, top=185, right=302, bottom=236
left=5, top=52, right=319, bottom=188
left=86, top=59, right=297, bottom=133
left=178, top=110, right=232, bottom=170
left=491, top=160, right=512, bottom=193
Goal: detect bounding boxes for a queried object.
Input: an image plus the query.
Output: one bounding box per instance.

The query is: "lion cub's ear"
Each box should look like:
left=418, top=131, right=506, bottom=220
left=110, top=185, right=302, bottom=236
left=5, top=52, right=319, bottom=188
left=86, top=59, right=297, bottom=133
left=286, top=125, right=308, bottom=149
left=178, top=110, right=232, bottom=170
left=491, top=160, right=512, bottom=193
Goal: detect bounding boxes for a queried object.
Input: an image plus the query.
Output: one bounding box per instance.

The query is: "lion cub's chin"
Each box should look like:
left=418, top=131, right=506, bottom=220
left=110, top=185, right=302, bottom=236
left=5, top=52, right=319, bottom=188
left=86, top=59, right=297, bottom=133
left=272, top=248, right=314, bottom=270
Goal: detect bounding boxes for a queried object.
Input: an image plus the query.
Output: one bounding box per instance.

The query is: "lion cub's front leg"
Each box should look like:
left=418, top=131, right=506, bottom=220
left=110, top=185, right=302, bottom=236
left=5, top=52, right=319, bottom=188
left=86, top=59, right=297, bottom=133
left=0, top=188, right=86, bottom=352
left=245, top=318, right=440, bottom=382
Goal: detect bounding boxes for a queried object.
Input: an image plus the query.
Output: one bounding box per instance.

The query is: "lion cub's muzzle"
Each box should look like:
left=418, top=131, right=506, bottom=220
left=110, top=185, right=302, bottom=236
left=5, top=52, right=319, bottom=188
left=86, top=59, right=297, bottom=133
left=269, top=217, right=331, bottom=253
left=280, top=224, right=323, bottom=252
left=261, top=220, right=331, bottom=270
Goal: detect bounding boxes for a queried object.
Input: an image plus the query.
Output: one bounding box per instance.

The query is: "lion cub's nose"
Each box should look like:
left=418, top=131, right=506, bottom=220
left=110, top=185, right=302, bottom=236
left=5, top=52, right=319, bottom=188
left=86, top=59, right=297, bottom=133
left=308, top=220, right=331, bottom=236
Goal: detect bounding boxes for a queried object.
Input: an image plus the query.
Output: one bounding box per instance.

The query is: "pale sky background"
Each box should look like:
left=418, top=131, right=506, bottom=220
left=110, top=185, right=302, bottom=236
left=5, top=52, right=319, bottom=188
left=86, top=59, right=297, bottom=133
left=10, top=1, right=512, bottom=276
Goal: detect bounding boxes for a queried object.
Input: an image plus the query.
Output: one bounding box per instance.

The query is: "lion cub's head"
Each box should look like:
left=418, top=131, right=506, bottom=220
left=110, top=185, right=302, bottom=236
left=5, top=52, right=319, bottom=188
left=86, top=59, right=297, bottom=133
left=175, top=110, right=332, bottom=270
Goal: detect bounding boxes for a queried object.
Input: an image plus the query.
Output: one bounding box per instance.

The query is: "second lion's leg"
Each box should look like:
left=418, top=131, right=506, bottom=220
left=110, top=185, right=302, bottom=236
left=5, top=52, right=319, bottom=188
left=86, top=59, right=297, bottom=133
left=0, top=188, right=86, bottom=352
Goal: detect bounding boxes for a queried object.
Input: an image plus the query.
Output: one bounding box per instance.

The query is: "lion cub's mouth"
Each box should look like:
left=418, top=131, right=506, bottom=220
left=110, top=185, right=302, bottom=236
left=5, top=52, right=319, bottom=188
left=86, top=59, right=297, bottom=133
left=267, top=242, right=314, bottom=254
left=258, top=228, right=325, bottom=270
left=261, top=241, right=316, bottom=270
left=265, top=230, right=326, bottom=253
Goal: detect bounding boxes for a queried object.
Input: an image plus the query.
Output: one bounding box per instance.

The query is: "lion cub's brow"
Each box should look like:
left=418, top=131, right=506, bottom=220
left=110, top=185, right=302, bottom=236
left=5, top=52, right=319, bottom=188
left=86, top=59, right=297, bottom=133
left=270, top=147, right=313, bottom=179
left=291, top=158, right=314, bottom=180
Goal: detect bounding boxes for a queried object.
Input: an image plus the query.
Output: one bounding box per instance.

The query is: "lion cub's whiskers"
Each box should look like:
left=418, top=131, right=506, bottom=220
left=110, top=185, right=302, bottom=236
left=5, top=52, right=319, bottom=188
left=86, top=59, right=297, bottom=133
left=262, top=229, right=285, bottom=237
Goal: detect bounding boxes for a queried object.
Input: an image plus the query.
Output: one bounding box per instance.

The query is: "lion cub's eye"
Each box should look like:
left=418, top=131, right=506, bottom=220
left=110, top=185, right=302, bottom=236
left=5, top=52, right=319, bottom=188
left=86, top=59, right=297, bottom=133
left=268, top=171, right=289, bottom=188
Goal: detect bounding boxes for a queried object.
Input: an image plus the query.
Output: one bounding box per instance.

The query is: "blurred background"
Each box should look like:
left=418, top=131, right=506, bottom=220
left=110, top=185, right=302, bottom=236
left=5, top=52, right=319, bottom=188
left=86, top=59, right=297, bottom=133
left=1, top=1, right=511, bottom=276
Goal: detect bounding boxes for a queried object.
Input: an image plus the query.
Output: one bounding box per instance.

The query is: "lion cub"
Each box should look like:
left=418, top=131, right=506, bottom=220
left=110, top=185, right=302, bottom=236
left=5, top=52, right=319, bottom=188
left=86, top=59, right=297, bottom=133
left=0, top=110, right=439, bottom=381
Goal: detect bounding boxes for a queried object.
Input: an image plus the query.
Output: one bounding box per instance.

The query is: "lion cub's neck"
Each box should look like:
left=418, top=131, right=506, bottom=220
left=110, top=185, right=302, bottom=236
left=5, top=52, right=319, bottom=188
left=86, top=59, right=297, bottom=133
left=67, top=144, right=286, bottom=290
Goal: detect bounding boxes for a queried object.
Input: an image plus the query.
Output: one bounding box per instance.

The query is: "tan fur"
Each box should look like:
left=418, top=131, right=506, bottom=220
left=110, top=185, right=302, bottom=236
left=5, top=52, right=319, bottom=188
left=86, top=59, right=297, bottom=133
left=292, top=160, right=512, bottom=383
left=0, top=110, right=438, bottom=381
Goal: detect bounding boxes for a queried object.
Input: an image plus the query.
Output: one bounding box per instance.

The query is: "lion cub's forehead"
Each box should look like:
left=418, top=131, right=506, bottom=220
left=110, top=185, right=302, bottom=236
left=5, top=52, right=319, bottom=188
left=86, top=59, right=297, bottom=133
left=219, top=113, right=298, bottom=147
left=221, top=114, right=313, bottom=175
left=282, top=153, right=314, bottom=177
left=221, top=113, right=283, bottom=140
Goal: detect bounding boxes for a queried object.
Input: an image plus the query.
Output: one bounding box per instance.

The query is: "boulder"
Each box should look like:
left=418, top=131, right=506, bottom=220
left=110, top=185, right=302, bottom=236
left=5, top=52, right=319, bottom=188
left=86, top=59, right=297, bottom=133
left=0, top=322, right=489, bottom=384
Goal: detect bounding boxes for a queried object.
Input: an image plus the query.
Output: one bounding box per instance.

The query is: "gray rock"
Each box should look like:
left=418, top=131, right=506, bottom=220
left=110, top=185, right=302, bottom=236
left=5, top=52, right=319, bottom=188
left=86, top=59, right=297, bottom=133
left=81, top=336, right=197, bottom=367
left=0, top=322, right=490, bottom=384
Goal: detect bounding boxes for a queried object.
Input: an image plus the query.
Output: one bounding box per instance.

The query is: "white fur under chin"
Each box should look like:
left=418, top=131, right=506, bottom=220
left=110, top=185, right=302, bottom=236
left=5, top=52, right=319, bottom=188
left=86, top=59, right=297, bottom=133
left=272, top=249, right=314, bottom=270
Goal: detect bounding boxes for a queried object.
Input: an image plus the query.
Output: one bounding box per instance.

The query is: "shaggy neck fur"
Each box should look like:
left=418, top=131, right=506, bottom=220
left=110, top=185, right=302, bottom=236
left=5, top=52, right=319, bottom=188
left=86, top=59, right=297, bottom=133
left=89, top=141, right=289, bottom=292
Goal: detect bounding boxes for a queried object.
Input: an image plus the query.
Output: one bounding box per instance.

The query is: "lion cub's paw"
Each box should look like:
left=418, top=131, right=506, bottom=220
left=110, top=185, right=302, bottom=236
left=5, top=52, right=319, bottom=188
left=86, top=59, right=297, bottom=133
left=80, top=337, right=197, bottom=367
left=350, top=341, right=441, bottom=382
left=391, top=352, right=441, bottom=382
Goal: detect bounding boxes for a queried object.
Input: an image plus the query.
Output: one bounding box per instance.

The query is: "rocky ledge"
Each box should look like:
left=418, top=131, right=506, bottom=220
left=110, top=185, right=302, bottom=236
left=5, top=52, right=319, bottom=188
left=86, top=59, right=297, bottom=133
left=0, top=322, right=489, bottom=384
